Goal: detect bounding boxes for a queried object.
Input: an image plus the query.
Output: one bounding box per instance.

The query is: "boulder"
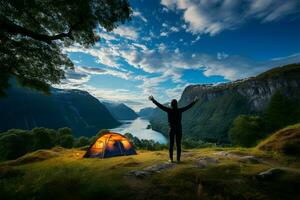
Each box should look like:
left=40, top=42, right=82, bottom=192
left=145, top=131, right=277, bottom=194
left=127, top=170, right=152, bottom=178
left=257, top=168, right=284, bottom=180
left=196, top=157, right=219, bottom=168
left=144, top=162, right=176, bottom=172
left=238, top=156, right=260, bottom=164
left=127, top=162, right=176, bottom=178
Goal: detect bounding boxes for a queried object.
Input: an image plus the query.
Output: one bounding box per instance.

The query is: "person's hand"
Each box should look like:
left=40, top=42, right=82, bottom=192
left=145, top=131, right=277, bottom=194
left=148, top=95, right=154, bottom=101
left=194, top=96, right=199, bottom=102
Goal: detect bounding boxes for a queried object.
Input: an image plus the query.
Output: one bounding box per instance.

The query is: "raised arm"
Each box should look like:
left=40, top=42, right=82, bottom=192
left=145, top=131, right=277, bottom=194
left=149, top=96, right=170, bottom=112
left=179, top=97, right=198, bottom=112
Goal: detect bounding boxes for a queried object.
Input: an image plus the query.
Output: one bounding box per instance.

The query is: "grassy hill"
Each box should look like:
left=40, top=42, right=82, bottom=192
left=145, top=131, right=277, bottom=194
left=257, top=123, right=300, bottom=157
left=1, top=145, right=299, bottom=200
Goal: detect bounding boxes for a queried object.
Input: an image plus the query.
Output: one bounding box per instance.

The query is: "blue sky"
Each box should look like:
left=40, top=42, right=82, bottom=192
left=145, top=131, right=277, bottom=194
left=59, top=0, right=300, bottom=111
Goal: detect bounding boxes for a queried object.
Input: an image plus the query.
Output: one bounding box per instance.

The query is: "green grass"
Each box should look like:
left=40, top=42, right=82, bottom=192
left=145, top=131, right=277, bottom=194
left=257, top=123, right=300, bottom=157
left=0, top=147, right=299, bottom=200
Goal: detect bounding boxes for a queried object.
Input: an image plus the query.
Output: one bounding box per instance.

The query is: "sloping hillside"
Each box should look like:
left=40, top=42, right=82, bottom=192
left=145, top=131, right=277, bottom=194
left=257, top=123, right=300, bottom=157
left=0, top=85, right=120, bottom=137
left=103, top=102, right=138, bottom=120
left=150, top=63, right=300, bottom=142
left=0, top=147, right=299, bottom=200
left=138, top=107, right=155, bottom=119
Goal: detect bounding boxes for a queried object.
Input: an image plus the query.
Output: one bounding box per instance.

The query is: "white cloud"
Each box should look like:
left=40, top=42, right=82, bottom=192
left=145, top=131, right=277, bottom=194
left=191, top=35, right=200, bottom=43
left=170, top=26, right=180, bottom=32
left=118, top=42, right=300, bottom=81
left=67, top=39, right=300, bottom=83
left=165, top=84, right=190, bottom=100
left=132, top=43, right=148, bottom=50
left=158, top=43, right=167, bottom=52
left=98, top=32, right=117, bottom=41
left=65, top=45, right=121, bottom=68
left=162, top=7, right=169, bottom=12
left=133, top=11, right=148, bottom=23
left=113, top=25, right=139, bottom=40
left=64, top=66, right=132, bottom=83
left=63, top=20, right=300, bottom=110
left=160, top=31, right=168, bottom=37
left=217, top=52, right=229, bottom=60
left=161, top=0, right=300, bottom=35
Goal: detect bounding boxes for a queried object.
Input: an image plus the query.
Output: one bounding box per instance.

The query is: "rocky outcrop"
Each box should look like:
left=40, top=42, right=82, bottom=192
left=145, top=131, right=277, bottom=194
left=127, top=162, right=176, bottom=178
left=181, top=77, right=300, bottom=112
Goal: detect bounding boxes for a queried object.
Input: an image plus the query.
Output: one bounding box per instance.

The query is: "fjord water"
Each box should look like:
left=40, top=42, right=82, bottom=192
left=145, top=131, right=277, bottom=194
left=111, top=117, right=167, bottom=144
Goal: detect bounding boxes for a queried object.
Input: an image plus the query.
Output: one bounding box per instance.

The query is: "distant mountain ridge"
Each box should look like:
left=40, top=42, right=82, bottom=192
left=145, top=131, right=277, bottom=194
left=102, top=102, right=138, bottom=120
left=138, top=107, right=155, bottom=119
left=150, top=63, right=300, bottom=143
left=0, top=85, right=120, bottom=137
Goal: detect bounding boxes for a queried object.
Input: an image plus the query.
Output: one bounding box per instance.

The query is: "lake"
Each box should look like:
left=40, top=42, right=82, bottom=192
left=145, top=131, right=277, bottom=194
left=110, top=117, right=167, bottom=144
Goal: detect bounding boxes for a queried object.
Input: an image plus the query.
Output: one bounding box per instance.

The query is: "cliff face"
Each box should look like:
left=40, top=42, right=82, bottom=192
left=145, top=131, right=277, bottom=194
left=181, top=77, right=300, bottom=111
left=0, top=85, right=120, bottom=137
left=150, top=63, right=300, bottom=143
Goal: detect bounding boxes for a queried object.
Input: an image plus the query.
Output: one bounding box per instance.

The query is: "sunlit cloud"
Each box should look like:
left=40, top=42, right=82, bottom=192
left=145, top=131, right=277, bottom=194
left=161, top=0, right=300, bottom=35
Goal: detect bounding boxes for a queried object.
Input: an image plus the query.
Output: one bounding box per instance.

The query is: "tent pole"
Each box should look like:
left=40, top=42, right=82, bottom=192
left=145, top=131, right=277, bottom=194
left=102, top=135, right=112, bottom=159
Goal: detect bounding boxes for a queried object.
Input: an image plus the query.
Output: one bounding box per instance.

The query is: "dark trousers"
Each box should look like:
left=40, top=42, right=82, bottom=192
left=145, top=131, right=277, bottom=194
left=169, top=128, right=182, bottom=162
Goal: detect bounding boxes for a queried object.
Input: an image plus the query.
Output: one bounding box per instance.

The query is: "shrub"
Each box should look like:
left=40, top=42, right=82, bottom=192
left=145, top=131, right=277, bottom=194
left=57, top=127, right=74, bottom=148
left=0, top=134, right=22, bottom=161
left=58, top=127, right=72, bottom=136
left=182, top=137, right=214, bottom=149
left=74, top=136, right=90, bottom=147
left=0, top=127, right=75, bottom=161
left=124, top=132, right=167, bottom=150
left=58, top=135, right=74, bottom=148
left=31, top=128, right=55, bottom=150
left=229, top=115, right=266, bottom=147
left=264, top=91, right=298, bottom=132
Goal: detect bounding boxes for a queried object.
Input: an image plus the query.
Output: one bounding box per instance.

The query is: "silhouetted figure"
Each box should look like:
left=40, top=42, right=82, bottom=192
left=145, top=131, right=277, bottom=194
left=149, top=95, right=198, bottom=162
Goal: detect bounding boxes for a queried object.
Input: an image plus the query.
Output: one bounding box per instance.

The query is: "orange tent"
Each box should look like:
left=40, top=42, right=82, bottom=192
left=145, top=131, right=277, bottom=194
left=83, top=132, right=137, bottom=158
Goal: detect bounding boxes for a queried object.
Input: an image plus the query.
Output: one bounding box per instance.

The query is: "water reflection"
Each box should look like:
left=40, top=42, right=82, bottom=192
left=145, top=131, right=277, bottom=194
left=110, top=117, right=167, bottom=144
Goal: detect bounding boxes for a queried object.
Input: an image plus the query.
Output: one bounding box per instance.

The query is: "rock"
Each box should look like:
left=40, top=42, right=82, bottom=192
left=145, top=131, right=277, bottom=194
left=126, top=162, right=176, bottom=178
left=214, top=151, right=260, bottom=164
left=238, top=156, right=260, bottom=164
left=196, top=157, right=219, bottom=168
left=144, top=162, right=176, bottom=172
left=257, top=168, right=284, bottom=180
left=127, top=170, right=152, bottom=178
left=213, top=151, right=230, bottom=157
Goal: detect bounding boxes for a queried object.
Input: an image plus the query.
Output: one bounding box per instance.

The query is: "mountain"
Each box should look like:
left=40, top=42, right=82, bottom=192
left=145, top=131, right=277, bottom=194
left=138, top=107, right=155, bottom=119
left=102, top=102, right=138, bottom=120
left=0, top=85, right=120, bottom=137
left=150, top=63, right=300, bottom=143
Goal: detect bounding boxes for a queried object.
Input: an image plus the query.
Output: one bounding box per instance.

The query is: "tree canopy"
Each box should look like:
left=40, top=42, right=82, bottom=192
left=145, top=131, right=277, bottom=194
left=229, top=115, right=266, bottom=147
left=0, top=0, right=131, bottom=96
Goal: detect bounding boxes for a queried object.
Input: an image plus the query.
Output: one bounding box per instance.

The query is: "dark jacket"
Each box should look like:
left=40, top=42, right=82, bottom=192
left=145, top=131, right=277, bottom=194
left=152, top=99, right=197, bottom=129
